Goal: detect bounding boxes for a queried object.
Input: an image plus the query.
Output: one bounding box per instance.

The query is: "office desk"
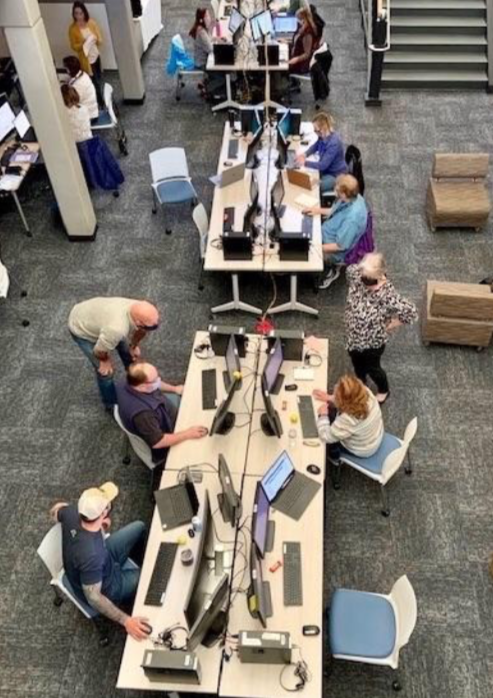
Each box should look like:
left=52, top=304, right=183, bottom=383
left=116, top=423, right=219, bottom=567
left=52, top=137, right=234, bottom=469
left=117, top=469, right=242, bottom=694
left=204, top=123, right=323, bottom=316
left=0, top=140, right=40, bottom=236
left=246, top=337, right=329, bottom=478
left=162, top=331, right=261, bottom=471
left=220, top=475, right=324, bottom=698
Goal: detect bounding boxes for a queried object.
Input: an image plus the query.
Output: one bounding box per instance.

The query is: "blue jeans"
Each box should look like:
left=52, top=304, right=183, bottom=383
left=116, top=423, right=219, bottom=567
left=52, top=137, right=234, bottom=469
left=70, top=332, right=132, bottom=408
left=320, top=174, right=337, bottom=193
left=105, top=521, right=146, bottom=605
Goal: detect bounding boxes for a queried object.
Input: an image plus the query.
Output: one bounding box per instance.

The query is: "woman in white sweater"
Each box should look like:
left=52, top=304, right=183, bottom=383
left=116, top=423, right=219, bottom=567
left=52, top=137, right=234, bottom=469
left=314, top=374, right=384, bottom=459
left=61, top=84, right=92, bottom=143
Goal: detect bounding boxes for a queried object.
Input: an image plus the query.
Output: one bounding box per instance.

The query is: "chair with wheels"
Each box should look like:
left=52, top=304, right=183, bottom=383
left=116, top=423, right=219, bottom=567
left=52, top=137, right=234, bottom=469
left=38, top=523, right=136, bottom=647
left=328, top=575, right=417, bottom=691
left=176, top=66, right=205, bottom=102
left=0, top=256, right=29, bottom=327
left=192, top=203, right=209, bottom=291
left=91, top=83, right=128, bottom=156
left=149, top=147, right=199, bottom=235
left=331, top=417, right=417, bottom=516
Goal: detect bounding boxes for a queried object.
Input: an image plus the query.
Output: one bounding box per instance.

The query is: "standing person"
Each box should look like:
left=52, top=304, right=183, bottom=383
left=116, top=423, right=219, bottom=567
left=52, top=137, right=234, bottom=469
left=50, top=483, right=151, bottom=641
left=288, top=7, right=321, bottom=75
left=344, top=253, right=418, bottom=404
left=63, top=55, right=98, bottom=120
left=60, top=84, right=92, bottom=143
left=69, top=1, right=104, bottom=107
left=295, top=112, right=347, bottom=193
left=68, top=298, right=160, bottom=411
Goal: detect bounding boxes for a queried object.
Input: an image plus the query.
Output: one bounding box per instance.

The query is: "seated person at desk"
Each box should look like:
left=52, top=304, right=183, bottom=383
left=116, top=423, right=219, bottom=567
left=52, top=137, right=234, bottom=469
left=288, top=7, right=321, bottom=74
left=189, top=8, right=225, bottom=100
left=314, top=374, right=384, bottom=461
left=63, top=55, right=98, bottom=121
left=50, top=482, right=151, bottom=641
left=306, top=174, right=368, bottom=290
left=115, top=362, right=208, bottom=465
left=295, top=112, right=347, bottom=193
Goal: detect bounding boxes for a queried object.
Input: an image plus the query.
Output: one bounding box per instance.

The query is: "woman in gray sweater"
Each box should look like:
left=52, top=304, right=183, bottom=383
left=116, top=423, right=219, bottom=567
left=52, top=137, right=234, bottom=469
left=315, top=374, right=384, bottom=459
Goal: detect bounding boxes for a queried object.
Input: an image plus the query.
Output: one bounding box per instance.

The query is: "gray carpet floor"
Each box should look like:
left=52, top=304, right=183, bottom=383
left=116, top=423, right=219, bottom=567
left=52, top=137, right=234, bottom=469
left=1, top=0, right=493, bottom=696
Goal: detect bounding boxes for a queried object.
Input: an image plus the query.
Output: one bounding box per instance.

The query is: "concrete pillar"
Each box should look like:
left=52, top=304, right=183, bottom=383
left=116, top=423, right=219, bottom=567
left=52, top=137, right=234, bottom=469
left=0, top=0, right=97, bottom=240
left=104, top=0, right=145, bottom=103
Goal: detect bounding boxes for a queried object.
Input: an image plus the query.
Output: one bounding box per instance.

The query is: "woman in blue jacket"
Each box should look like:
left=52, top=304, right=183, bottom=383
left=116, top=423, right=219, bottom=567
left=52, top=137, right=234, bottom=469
left=295, top=112, right=347, bottom=192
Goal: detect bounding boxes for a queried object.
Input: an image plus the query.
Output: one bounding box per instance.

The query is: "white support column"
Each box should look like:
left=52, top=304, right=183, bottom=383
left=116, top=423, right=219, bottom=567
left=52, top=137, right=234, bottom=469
left=104, top=0, right=145, bottom=103
left=0, top=0, right=97, bottom=240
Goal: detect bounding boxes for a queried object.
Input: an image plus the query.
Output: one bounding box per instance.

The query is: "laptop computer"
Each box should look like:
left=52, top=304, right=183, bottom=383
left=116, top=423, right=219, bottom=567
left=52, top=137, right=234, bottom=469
left=154, top=481, right=200, bottom=530
left=218, top=162, right=245, bottom=188
left=260, top=451, right=321, bottom=521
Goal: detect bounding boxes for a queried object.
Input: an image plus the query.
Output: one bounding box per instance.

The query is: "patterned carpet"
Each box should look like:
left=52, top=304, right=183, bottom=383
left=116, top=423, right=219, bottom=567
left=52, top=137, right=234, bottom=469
left=1, top=0, right=493, bottom=697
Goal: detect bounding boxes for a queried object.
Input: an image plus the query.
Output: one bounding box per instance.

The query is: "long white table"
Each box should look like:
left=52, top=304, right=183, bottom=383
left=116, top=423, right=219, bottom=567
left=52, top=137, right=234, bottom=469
left=204, top=121, right=323, bottom=316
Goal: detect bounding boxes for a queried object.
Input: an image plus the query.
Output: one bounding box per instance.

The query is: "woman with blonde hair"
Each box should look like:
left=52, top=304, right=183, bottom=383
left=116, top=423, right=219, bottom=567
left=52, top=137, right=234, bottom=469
left=295, top=112, right=347, bottom=192
left=314, top=374, right=384, bottom=459
left=344, top=252, right=418, bottom=403
left=288, top=6, right=320, bottom=74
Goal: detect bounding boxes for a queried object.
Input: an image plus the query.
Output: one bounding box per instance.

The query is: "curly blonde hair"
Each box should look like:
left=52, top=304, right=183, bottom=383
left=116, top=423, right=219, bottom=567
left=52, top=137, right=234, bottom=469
left=334, top=375, right=370, bottom=420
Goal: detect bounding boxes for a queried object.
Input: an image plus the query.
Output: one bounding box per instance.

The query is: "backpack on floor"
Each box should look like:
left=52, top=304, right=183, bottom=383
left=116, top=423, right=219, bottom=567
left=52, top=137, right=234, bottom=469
left=346, top=145, right=365, bottom=196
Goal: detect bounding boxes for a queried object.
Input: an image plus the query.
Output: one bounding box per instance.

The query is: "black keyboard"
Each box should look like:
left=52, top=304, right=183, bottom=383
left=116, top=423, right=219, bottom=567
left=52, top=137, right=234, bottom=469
left=202, top=369, right=217, bottom=410
left=298, top=395, right=318, bottom=439
left=302, top=215, right=313, bottom=236
left=283, top=542, right=303, bottom=606
left=144, top=542, right=178, bottom=606
left=228, top=139, right=239, bottom=159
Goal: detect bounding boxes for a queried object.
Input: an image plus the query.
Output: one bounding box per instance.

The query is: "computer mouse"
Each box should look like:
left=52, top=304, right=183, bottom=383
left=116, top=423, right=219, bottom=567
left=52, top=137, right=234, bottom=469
left=302, top=624, right=320, bottom=636
left=224, top=161, right=233, bottom=167
left=285, top=384, right=298, bottom=391
left=307, top=464, right=321, bottom=476
left=141, top=622, right=153, bottom=635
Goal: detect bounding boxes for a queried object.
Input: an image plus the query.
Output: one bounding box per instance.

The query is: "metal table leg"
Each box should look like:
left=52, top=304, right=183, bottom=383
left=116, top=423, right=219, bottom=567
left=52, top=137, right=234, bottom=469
left=12, top=191, right=31, bottom=236
left=211, top=273, right=262, bottom=315
left=211, top=74, right=242, bottom=113
left=258, top=71, right=285, bottom=111
left=269, top=274, right=319, bottom=316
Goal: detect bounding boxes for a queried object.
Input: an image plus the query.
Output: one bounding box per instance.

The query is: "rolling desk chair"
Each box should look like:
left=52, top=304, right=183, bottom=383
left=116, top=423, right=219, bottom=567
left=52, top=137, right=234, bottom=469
left=91, top=83, right=128, bottom=156
left=328, top=575, right=417, bottom=691
left=331, top=417, right=418, bottom=516
left=149, top=147, right=199, bottom=235
left=0, top=255, right=29, bottom=327
left=192, top=202, right=209, bottom=291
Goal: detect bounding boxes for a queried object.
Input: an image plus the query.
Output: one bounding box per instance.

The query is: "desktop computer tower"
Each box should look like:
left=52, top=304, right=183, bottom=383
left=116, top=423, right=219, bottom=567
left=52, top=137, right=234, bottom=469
left=257, top=44, right=280, bottom=67
left=222, top=230, right=253, bottom=261
left=278, top=231, right=310, bottom=262
left=213, top=43, right=236, bottom=66
left=141, top=649, right=202, bottom=684
left=238, top=631, right=292, bottom=664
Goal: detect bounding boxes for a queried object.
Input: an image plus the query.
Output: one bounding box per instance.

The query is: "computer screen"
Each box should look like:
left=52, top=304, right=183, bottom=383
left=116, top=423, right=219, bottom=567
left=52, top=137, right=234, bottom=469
left=271, top=175, right=285, bottom=212
left=229, top=7, right=245, bottom=34
left=250, top=173, right=259, bottom=204
left=251, top=10, right=274, bottom=42
left=225, top=334, right=241, bottom=390
left=252, top=482, right=270, bottom=557
left=273, top=15, right=298, bottom=34
left=240, top=106, right=263, bottom=136
left=187, top=573, right=229, bottom=650
left=0, top=102, right=15, bottom=143
left=218, top=454, right=241, bottom=525
left=14, top=110, right=30, bottom=139
left=250, top=545, right=268, bottom=628
left=261, top=450, right=294, bottom=502
left=210, top=378, right=238, bottom=436
left=277, top=110, right=291, bottom=142
left=183, top=490, right=212, bottom=628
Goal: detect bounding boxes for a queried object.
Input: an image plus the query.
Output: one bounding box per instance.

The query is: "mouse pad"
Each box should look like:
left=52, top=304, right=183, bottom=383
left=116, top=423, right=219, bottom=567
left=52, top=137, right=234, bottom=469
left=272, top=471, right=321, bottom=521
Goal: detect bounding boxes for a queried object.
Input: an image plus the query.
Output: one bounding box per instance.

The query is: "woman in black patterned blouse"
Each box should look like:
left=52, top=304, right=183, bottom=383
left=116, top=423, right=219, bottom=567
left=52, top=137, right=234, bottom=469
left=344, top=253, right=418, bottom=404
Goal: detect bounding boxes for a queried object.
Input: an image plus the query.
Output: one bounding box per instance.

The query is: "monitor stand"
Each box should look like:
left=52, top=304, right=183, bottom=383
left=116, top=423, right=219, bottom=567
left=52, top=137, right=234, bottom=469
left=217, top=493, right=232, bottom=524
left=218, top=412, right=235, bottom=435
left=266, top=520, right=275, bottom=553
left=202, top=610, right=228, bottom=648
left=270, top=373, right=284, bottom=395
left=260, top=413, right=276, bottom=436
left=223, top=370, right=242, bottom=391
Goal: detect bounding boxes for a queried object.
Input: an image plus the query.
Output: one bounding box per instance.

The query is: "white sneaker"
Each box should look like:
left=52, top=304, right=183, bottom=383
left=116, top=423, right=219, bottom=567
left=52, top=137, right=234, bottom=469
left=318, top=266, right=341, bottom=290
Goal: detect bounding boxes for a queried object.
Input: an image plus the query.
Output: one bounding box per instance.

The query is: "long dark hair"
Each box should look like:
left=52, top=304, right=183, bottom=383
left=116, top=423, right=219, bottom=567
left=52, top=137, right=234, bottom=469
left=190, top=8, right=207, bottom=39
left=72, top=1, right=90, bottom=22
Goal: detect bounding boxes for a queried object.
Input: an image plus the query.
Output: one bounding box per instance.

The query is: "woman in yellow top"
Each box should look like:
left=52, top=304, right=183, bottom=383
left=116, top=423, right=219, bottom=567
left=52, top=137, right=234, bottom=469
left=69, top=2, right=104, bottom=107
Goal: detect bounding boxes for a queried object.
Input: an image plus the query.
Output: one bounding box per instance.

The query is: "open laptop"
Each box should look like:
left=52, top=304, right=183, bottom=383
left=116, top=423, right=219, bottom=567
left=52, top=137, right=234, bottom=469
left=261, top=451, right=321, bottom=521
left=154, top=480, right=200, bottom=530
left=214, top=162, right=246, bottom=189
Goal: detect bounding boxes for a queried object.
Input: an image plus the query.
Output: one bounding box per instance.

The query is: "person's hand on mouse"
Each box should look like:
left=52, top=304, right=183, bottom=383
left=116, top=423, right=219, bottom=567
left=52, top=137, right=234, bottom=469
left=124, top=616, right=152, bottom=641
left=313, top=389, right=331, bottom=403
left=186, top=426, right=209, bottom=439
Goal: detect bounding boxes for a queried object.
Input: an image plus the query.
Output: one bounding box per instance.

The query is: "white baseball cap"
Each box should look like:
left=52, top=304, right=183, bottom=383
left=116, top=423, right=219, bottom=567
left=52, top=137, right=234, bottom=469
left=78, top=482, right=119, bottom=520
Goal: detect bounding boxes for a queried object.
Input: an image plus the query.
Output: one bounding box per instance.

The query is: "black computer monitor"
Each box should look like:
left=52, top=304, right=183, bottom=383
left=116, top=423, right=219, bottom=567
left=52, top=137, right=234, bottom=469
left=246, top=125, right=264, bottom=169
left=252, top=481, right=271, bottom=558
left=248, top=545, right=271, bottom=628
left=218, top=454, right=242, bottom=525
left=260, top=379, right=283, bottom=438
left=183, top=490, right=212, bottom=627
left=271, top=173, right=285, bottom=211
left=186, top=573, right=230, bottom=650
left=262, top=338, right=284, bottom=394
left=210, top=378, right=238, bottom=435
left=250, top=9, right=274, bottom=42
left=224, top=334, right=242, bottom=392
left=243, top=175, right=260, bottom=237
left=240, top=106, right=263, bottom=136
left=277, top=108, right=302, bottom=138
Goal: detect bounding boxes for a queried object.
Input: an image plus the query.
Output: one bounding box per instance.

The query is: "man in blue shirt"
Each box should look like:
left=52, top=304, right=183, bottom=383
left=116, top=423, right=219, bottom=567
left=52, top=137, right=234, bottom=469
left=295, top=112, right=347, bottom=192
left=305, top=174, right=368, bottom=289
left=50, top=482, right=151, bottom=641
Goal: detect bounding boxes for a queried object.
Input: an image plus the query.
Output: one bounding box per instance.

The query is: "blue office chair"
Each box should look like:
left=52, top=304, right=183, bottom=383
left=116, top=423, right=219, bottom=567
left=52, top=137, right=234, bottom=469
left=331, top=417, right=418, bottom=517
left=328, top=575, right=417, bottom=691
left=149, top=147, right=199, bottom=235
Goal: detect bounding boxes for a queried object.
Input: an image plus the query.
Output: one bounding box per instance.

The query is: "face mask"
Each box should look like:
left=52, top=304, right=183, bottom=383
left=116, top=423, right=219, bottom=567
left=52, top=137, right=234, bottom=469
left=148, top=377, right=162, bottom=392
left=361, top=275, right=379, bottom=287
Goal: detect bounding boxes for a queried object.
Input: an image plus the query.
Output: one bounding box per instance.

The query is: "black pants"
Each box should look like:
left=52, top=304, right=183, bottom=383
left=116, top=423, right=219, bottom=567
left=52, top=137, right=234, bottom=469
left=90, top=57, right=104, bottom=108
left=349, top=345, right=389, bottom=394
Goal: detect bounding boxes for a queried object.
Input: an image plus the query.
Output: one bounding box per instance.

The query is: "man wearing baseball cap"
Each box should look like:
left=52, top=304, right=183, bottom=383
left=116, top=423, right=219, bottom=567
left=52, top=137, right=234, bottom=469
left=50, top=482, right=150, bottom=641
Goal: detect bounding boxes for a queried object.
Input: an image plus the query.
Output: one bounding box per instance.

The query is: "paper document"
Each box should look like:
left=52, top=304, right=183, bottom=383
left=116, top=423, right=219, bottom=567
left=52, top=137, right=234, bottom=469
left=0, top=174, right=23, bottom=191
left=294, top=193, right=318, bottom=209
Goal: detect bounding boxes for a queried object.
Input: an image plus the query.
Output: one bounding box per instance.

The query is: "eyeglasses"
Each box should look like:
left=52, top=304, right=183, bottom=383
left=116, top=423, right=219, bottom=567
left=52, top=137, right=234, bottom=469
left=139, top=323, right=159, bottom=331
